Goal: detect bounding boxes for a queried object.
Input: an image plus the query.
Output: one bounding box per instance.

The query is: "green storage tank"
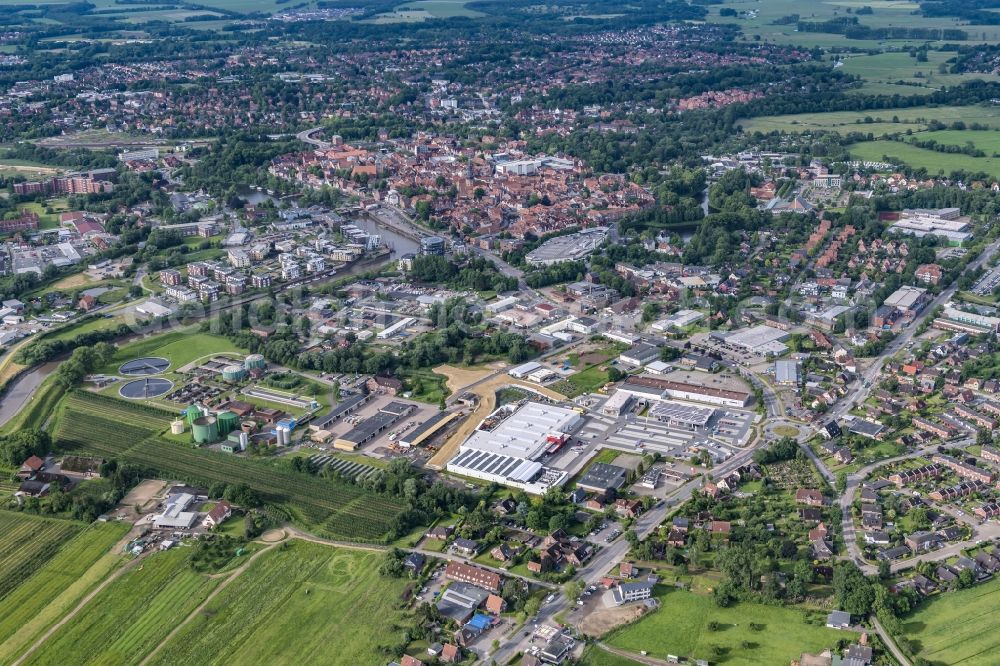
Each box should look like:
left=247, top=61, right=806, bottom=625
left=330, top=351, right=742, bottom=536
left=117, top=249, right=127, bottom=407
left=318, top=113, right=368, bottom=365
left=192, top=415, right=219, bottom=444
left=221, top=364, right=248, bottom=382
left=216, top=410, right=238, bottom=436
left=184, top=404, right=204, bottom=425
left=244, top=353, right=266, bottom=371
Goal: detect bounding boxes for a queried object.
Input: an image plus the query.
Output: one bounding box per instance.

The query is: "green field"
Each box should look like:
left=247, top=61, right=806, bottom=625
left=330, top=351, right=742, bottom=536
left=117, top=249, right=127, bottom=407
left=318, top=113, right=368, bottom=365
left=148, top=541, right=412, bottom=666
left=900, top=575, right=1000, bottom=664
left=705, top=0, right=1000, bottom=47
left=741, top=104, right=1000, bottom=136
left=55, top=391, right=405, bottom=541
left=0, top=521, right=129, bottom=663
left=0, top=513, right=83, bottom=601
left=840, top=51, right=1000, bottom=89
left=550, top=364, right=610, bottom=398
left=23, top=547, right=220, bottom=666
left=849, top=140, right=1000, bottom=177
left=917, top=129, right=1000, bottom=153
left=102, top=330, right=244, bottom=375
left=580, top=646, right=644, bottom=666
left=371, top=0, right=483, bottom=22
left=606, top=588, right=844, bottom=665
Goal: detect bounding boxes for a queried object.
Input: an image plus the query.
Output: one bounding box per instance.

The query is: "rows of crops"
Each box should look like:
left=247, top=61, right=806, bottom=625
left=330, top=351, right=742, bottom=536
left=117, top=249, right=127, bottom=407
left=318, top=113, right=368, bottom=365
left=308, top=455, right=380, bottom=481
left=63, top=391, right=174, bottom=428
left=0, top=513, right=82, bottom=601
left=148, top=542, right=408, bottom=666
left=55, top=393, right=403, bottom=541
left=23, top=548, right=218, bottom=666
left=0, top=521, right=129, bottom=661
left=54, top=411, right=153, bottom=458
left=125, top=440, right=401, bottom=539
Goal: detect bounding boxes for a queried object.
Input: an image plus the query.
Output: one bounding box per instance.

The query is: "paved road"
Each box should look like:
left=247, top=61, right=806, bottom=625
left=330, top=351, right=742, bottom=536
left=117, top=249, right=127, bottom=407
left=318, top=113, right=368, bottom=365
left=490, top=446, right=761, bottom=665
left=0, top=361, right=57, bottom=428
left=872, top=615, right=911, bottom=666
left=830, top=236, right=1000, bottom=423
left=296, top=126, right=330, bottom=148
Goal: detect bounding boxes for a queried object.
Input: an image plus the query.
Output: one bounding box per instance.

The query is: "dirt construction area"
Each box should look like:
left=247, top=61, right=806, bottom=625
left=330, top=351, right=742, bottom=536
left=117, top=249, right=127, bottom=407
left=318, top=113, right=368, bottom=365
left=115, top=479, right=169, bottom=520
left=577, top=600, right=651, bottom=638
left=426, top=364, right=567, bottom=470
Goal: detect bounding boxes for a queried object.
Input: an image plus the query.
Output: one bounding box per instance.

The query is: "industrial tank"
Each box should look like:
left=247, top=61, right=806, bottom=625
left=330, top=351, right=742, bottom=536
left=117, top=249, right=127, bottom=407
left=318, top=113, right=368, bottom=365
left=221, top=364, right=248, bottom=382
left=184, top=404, right=205, bottom=425
left=216, top=410, right=238, bottom=436
left=170, top=420, right=185, bottom=435
left=244, top=353, right=266, bottom=371
left=192, top=415, right=219, bottom=444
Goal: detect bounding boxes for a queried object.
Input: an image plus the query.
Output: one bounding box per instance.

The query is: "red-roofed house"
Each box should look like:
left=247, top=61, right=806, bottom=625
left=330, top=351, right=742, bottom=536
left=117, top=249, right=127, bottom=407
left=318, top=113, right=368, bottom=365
left=203, top=500, right=232, bottom=528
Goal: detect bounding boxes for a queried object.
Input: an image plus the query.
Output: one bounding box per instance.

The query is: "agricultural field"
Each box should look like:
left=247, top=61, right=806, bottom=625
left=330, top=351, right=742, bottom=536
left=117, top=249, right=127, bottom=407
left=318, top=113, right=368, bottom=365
left=371, top=0, right=484, bottom=22
left=899, top=575, right=1000, bottom=665
left=704, top=0, right=1000, bottom=47
left=0, top=521, right=130, bottom=663
left=0, top=513, right=83, bottom=601
left=740, top=104, right=1000, bottom=136
left=606, top=588, right=843, bottom=665
left=147, top=541, right=412, bottom=666
left=54, top=392, right=405, bottom=541
left=22, top=547, right=220, bottom=666
left=839, top=51, right=1000, bottom=89
left=848, top=140, right=1000, bottom=178
left=54, top=391, right=173, bottom=457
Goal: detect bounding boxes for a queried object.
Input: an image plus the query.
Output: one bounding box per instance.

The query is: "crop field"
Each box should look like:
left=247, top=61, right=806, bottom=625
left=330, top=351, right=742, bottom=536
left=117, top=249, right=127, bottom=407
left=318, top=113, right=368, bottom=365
left=0, top=521, right=129, bottom=662
left=741, top=104, right=1000, bottom=136
left=23, top=548, right=219, bottom=666
left=0, top=513, right=82, bottom=601
left=849, top=140, right=1000, bottom=177
left=900, top=575, right=1000, bottom=664
left=606, top=588, right=843, bottom=665
left=54, top=392, right=403, bottom=541
left=54, top=391, right=173, bottom=456
left=148, top=542, right=412, bottom=666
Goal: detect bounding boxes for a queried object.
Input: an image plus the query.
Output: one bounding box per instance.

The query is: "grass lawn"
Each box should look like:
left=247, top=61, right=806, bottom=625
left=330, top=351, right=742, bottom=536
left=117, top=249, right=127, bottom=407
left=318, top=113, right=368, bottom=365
left=580, top=645, right=644, bottom=666
left=849, top=140, right=1000, bottom=178
left=606, top=588, right=843, bottom=665
left=772, top=425, right=799, bottom=438
left=148, top=541, right=413, bottom=666
left=550, top=364, right=610, bottom=398
left=900, top=575, right=1000, bottom=665
left=102, top=329, right=244, bottom=374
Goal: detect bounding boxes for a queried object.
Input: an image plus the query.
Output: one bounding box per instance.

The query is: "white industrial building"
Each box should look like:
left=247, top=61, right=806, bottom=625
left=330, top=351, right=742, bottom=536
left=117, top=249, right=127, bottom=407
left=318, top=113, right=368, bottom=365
left=715, top=324, right=790, bottom=356
left=377, top=317, right=415, bottom=339
left=651, top=309, right=705, bottom=332
left=447, top=401, right=582, bottom=493
left=152, top=493, right=198, bottom=529
left=509, top=361, right=543, bottom=379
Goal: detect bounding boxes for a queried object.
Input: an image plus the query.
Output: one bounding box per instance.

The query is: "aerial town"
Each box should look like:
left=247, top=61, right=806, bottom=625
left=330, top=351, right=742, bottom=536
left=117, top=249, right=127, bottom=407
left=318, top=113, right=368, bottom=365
left=3, top=1, right=1000, bottom=665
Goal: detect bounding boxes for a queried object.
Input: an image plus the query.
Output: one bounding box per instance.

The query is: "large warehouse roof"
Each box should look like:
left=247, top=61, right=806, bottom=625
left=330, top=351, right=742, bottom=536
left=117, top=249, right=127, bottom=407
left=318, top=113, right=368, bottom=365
left=462, top=402, right=582, bottom=461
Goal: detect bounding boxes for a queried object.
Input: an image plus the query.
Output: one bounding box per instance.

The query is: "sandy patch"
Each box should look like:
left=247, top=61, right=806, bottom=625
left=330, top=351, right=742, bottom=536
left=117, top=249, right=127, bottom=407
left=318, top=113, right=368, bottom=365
left=118, top=479, right=169, bottom=518
left=260, top=528, right=287, bottom=543
left=426, top=367, right=568, bottom=469
left=578, top=601, right=650, bottom=638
